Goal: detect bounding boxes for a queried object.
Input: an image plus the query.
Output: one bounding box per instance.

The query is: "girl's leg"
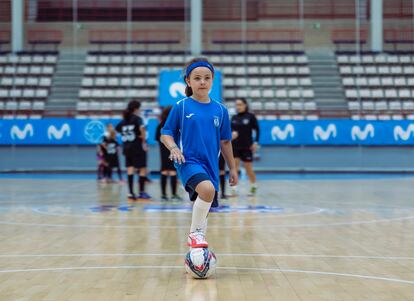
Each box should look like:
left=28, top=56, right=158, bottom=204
left=107, top=166, right=113, bottom=181
left=219, top=169, right=226, bottom=198
left=190, top=180, right=215, bottom=233
left=127, top=166, right=135, bottom=196
left=138, top=167, right=147, bottom=194
left=244, top=161, right=257, bottom=194
left=97, top=162, right=103, bottom=180
left=169, top=170, right=178, bottom=197
left=160, top=170, right=168, bottom=198
left=116, top=162, right=123, bottom=181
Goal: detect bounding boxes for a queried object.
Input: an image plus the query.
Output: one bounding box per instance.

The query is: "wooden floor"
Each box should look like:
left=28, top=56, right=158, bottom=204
left=0, top=174, right=413, bottom=301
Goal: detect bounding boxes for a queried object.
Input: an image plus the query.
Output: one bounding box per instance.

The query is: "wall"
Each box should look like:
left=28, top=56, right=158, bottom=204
left=1, top=145, right=414, bottom=172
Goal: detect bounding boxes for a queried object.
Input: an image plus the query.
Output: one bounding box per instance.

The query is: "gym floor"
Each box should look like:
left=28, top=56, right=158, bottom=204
left=0, top=173, right=413, bottom=300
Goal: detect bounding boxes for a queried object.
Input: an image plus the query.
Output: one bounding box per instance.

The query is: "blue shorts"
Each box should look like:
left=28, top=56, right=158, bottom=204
left=185, top=173, right=219, bottom=208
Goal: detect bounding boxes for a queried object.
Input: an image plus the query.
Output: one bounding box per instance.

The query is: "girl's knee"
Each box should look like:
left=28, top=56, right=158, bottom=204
left=196, top=181, right=215, bottom=202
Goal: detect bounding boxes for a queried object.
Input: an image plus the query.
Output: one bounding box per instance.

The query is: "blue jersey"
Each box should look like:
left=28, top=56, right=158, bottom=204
left=161, top=97, right=231, bottom=191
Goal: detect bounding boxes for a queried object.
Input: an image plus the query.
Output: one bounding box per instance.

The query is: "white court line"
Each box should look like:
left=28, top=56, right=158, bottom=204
left=0, top=252, right=413, bottom=261
left=0, top=265, right=412, bottom=285
left=30, top=207, right=325, bottom=220
left=1, top=214, right=414, bottom=229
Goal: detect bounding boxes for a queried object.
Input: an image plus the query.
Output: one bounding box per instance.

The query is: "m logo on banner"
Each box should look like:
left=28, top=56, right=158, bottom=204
left=271, top=124, right=294, bottom=141
left=313, top=124, right=337, bottom=141
left=10, top=124, right=34, bottom=140
left=47, top=124, right=71, bottom=140
left=351, top=124, right=374, bottom=141
left=394, top=124, right=414, bottom=141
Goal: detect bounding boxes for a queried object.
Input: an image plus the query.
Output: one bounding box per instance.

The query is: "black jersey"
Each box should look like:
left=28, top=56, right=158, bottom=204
left=231, top=112, right=260, bottom=149
left=103, top=136, right=119, bottom=156
left=156, top=121, right=170, bottom=155
left=115, top=114, right=144, bottom=154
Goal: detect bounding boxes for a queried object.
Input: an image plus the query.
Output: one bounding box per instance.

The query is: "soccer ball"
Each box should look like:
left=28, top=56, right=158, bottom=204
left=185, top=248, right=217, bottom=279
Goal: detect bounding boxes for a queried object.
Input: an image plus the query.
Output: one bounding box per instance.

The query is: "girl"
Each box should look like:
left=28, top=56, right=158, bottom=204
left=96, top=142, right=107, bottom=182
left=161, top=57, right=238, bottom=248
left=231, top=98, right=260, bottom=196
left=103, top=123, right=124, bottom=183
left=116, top=100, right=151, bottom=200
left=156, top=106, right=181, bottom=201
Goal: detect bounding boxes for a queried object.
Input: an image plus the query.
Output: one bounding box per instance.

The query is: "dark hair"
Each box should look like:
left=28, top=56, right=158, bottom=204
left=235, top=97, right=249, bottom=113
left=160, top=105, right=172, bottom=126
left=183, top=57, right=214, bottom=97
left=123, top=100, right=141, bottom=119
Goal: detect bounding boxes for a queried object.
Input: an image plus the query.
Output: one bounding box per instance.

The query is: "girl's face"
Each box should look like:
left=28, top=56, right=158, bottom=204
left=107, top=124, right=113, bottom=131
left=186, top=67, right=213, bottom=98
left=235, top=100, right=247, bottom=113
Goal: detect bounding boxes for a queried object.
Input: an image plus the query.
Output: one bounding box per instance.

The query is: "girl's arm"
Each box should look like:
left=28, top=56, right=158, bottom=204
left=161, top=135, right=185, bottom=164
left=220, top=140, right=238, bottom=186
left=140, top=125, right=148, bottom=151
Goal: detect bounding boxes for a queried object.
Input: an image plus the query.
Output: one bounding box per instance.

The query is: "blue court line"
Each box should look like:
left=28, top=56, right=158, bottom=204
left=1, top=172, right=414, bottom=180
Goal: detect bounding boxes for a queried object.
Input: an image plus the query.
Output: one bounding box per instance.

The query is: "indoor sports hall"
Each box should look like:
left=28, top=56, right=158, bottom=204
left=0, top=1, right=414, bottom=300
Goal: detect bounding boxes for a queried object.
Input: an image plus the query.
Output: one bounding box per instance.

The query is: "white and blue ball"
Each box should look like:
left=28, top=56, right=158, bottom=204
left=185, top=248, right=217, bottom=279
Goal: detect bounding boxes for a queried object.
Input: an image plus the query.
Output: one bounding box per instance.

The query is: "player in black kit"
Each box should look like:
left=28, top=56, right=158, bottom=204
left=231, top=98, right=260, bottom=196
left=103, top=123, right=123, bottom=183
left=116, top=100, right=151, bottom=200
left=155, top=106, right=181, bottom=201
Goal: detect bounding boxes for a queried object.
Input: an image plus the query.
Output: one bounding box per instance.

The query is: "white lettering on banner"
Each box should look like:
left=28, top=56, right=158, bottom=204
left=169, top=82, right=186, bottom=98
left=351, top=124, right=374, bottom=141
left=10, top=124, right=34, bottom=140
left=313, top=124, right=337, bottom=141
left=271, top=124, right=294, bottom=141
left=47, top=124, right=71, bottom=140
left=393, top=124, right=414, bottom=141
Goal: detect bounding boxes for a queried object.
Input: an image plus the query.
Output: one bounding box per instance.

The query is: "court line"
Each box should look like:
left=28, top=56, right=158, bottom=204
left=1, top=214, right=413, bottom=229
left=0, top=252, right=413, bottom=261
left=0, top=265, right=412, bottom=285
left=30, top=207, right=325, bottom=220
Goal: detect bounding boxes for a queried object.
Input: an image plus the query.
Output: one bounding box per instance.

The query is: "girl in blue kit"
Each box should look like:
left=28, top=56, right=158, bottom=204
left=161, top=57, right=238, bottom=248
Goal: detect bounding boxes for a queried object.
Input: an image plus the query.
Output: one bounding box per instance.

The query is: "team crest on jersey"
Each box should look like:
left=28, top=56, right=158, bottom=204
left=213, top=116, right=220, bottom=128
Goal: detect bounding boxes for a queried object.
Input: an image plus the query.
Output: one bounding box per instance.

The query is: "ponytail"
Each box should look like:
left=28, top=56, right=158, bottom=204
left=123, top=100, right=141, bottom=120
left=185, top=86, right=193, bottom=97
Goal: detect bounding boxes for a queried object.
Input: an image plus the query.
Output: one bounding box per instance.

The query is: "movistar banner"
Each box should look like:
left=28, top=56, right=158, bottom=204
left=1, top=119, right=414, bottom=145
left=0, top=118, right=158, bottom=145
left=260, top=120, right=414, bottom=145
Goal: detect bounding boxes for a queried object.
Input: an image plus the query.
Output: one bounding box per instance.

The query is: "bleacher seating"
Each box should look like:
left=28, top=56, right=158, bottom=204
left=77, top=52, right=317, bottom=119
left=338, top=52, right=414, bottom=120
left=0, top=52, right=57, bottom=118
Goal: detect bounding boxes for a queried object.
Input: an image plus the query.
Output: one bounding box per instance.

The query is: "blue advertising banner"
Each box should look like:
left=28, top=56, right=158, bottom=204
left=1, top=119, right=414, bottom=145
left=158, top=70, right=222, bottom=107
left=0, top=118, right=159, bottom=145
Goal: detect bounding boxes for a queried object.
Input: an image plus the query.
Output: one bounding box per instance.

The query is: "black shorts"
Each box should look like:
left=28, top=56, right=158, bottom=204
left=185, top=173, right=219, bottom=208
left=125, top=151, right=147, bottom=169
left=233, top=148, right=253, bottom=162
left=160, top=143, right=175, bottom=171
left=106, top=155, right=120, bottom=168
left=219, top=154, right=225, bottom=170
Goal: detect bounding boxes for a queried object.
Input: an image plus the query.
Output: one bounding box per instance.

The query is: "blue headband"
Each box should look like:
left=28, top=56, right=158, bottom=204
left=185, top=61, right=214, bottom=79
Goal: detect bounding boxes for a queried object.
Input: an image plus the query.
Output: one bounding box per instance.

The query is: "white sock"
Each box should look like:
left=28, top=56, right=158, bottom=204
left=190, top=197, right=212, bottom=233
left=202, top=217, right=208, bottom=234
